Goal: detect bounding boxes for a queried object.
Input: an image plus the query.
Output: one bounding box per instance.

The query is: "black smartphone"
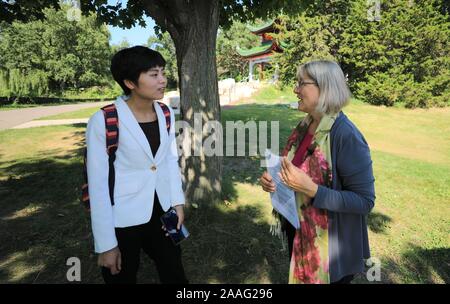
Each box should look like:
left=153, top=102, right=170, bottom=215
left=160, top=208, right=190, bottom=245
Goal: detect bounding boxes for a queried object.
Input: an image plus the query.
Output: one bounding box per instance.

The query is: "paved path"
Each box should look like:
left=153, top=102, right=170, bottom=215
left=0, top=101, right=111, bottom=130
left=1, top=102, right=238, bottom=130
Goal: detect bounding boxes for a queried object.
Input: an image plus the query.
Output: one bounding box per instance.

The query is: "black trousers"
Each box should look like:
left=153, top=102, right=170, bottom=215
left=285, top=222, right=354, bottom=284
left=101, top=196, right=188, bottom=284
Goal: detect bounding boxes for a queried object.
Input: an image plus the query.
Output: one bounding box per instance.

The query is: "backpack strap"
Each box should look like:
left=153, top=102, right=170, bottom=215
left=157, top=101, right=171, bottom=133
left=83, top=103, right=168, bottom=209
left=81, top=149, right=90, bottom=207
left=81, top=104, right=119, bottom=210
left=101, top=103, right=119, bottom=206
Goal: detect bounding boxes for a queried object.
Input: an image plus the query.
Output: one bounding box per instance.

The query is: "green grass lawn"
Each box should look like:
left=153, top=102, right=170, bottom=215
left=35, top=107, right=102, bottom=120
left=0, top=87, right=449, bottom=283
left=233, top=84, right=298, bottom=105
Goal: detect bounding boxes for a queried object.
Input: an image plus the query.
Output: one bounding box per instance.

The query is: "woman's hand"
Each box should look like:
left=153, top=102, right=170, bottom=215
left=260, top=171, right=276, bottom=193
left=98, top=246, right=121, bottom=275
left=174, top=204, right=185, bottom=230
left=279, top=157, right=318, bottom=198
left=162, top=205, right=185, bottom=236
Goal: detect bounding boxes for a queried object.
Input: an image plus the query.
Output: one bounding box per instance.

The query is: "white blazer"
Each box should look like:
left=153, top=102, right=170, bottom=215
left=86, top=96, right=185, bottom=253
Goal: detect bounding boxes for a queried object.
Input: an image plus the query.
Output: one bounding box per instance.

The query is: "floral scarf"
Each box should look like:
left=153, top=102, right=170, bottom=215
left=272, top=113, right=337, bottom=284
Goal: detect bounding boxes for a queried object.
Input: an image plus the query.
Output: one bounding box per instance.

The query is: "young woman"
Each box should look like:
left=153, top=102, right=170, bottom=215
left=86, top=46, right=188, bottom=284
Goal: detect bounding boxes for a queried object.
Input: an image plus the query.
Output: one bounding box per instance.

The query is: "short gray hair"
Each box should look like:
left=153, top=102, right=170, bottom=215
left=297, top=60, right=351, bottom=115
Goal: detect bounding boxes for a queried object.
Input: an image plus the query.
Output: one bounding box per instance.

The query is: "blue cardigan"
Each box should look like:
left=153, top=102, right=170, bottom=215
left=313, top=111, right=376, bottom=282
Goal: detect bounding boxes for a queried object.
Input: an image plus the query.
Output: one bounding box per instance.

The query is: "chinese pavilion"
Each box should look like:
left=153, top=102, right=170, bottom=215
left=237, top=19, right=285, bottom=81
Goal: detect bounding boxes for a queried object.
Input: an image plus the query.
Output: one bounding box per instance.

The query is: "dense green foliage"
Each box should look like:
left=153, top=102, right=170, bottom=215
left=274, top=0, right=449, bottom=108
left=148, top=32, right=178, bottom=89
left=0, top=5, right=111, bottom=97
left=1, top=1, right=448, bottom=108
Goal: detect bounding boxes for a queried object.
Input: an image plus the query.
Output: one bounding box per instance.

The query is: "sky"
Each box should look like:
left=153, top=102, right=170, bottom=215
left=106, top=0, right=156, bottom=46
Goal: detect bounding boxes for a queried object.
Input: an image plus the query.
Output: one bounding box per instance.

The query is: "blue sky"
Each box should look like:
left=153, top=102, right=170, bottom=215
left=107, top=0, right=156, bottom=46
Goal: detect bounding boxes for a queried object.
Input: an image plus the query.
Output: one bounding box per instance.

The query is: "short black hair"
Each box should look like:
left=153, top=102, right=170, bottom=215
left=110, top=46, right=166, bottom=95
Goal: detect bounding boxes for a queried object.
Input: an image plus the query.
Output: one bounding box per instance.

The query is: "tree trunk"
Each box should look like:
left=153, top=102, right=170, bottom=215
left=145, top=0, right=222, bottom=206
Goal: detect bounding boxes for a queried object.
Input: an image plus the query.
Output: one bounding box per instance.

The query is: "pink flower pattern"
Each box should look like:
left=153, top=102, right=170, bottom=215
left=281, top=119, right=332, bottom=284
left=291, top=147, right=331, bottom=283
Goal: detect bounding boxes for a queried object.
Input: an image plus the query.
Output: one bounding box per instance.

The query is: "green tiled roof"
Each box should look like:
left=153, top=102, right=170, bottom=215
left=236, top=40, right=273, bottom=57
left=247, top=19, right=275, bottom=34
left=237, top=19, right=289, bottom=58
left=279, top=40, right=290, bottom=50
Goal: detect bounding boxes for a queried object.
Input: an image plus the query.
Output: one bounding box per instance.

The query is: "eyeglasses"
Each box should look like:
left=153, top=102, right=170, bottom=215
left=295, top=80, right=317, bottom=89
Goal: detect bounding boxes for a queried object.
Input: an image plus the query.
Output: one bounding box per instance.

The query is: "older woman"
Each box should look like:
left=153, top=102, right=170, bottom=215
left=260, top=60, right=375, bottom=284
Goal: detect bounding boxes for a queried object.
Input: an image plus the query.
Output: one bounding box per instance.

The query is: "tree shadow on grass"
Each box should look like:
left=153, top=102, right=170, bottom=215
left=136, top=203, right=290, bottom=284
left=0, top=124, right=99, bottom=283
left=367, top=211, right=392, bottom=234
left=0, top=110, right=304, bottom=283
left=182, top=203, right=289, bottom=283
left=0, top=155, right=98, bottom=283
left=223, top=156, right=264, bottom=188
left=382, top=244, right=450, bottom=283
left=0, top=145, right=289, bottom=283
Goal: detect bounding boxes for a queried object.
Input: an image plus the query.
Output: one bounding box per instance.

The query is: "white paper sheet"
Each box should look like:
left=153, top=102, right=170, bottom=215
left=265, top=149, right=300, bottom=229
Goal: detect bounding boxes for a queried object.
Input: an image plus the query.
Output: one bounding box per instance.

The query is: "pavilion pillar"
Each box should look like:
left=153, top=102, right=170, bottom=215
left=259, top=63, right=264, bottom=80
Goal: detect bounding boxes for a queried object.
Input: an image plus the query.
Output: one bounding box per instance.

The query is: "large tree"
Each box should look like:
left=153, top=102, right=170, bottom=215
left=1, top=0, right=305, bottom=205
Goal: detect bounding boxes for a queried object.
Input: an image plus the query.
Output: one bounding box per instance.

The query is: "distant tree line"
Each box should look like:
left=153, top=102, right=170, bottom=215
left=1, top=1, right=448, bottom=108
left=0, top=5, right=116, bottom=98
